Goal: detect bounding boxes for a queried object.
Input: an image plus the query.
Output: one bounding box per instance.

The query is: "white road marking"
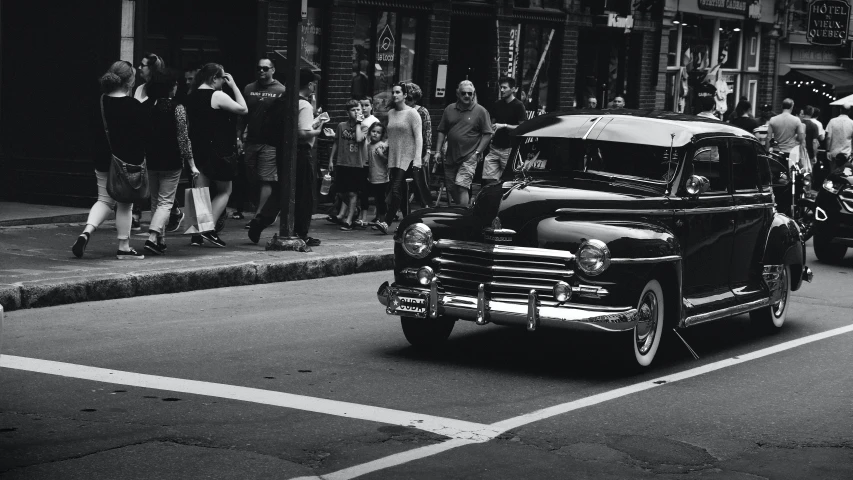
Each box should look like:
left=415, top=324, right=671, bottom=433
left=2, top=323, right=852, bottom=480
left=0, top=355, right=499, bottom=442
left=291, top=323, right=853, bottom=480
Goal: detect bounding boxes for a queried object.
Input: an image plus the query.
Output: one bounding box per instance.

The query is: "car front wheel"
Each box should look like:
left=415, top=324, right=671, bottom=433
left=750, top=264, right=791, bottom=329
left=814, top=233, right=848, bottom=263
left=401, top=316, right=456, bottom=349
left=631, top=278, right=665, bottom=368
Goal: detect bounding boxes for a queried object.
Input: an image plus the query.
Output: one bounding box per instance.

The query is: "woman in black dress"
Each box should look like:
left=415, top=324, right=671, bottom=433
left=184, top=63, right=248, bottom=247
left=72, top=60, right=149, bottom=260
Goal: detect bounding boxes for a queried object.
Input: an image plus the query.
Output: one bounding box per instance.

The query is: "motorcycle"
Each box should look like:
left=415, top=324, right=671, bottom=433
left=767, top=149, right=816, bottom=241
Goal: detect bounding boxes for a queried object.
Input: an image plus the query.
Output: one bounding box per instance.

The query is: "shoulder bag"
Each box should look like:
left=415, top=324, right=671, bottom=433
left=101, top=95, right=149, bottom=203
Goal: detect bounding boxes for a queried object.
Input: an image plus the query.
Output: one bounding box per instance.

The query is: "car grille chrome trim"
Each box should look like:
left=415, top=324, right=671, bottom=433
left=432, top=240, right=577, bottom=302
left=839, top=187, right=853, bottom=213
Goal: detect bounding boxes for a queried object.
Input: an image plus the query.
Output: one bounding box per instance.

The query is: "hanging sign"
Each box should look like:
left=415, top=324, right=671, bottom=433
left=697, top=0, right=748, bottom=15
left=807, top=0, right=850, bottom=46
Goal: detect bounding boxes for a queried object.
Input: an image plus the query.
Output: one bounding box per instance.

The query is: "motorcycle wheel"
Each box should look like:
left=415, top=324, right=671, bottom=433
left=795, top=202, right=815, bottom=242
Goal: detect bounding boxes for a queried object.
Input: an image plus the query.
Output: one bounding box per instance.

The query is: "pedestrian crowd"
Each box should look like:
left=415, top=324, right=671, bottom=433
left=72, top=50, right=545, bottom=261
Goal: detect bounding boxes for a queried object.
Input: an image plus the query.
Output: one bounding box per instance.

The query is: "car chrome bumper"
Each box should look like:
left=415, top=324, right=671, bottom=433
left=377, top=281, right=638, bottom=332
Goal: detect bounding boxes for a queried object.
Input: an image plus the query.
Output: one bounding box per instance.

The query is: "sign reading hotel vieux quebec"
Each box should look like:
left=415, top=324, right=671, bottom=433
left=807, top=0, right=850, bottom=46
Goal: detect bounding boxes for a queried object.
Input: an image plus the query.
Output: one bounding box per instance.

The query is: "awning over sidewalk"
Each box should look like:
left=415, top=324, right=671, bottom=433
left=788, top=68, right=853, bottom=96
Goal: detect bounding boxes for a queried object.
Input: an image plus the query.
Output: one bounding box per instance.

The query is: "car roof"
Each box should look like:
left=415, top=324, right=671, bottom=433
left=512, top=109, right=758, bottom=147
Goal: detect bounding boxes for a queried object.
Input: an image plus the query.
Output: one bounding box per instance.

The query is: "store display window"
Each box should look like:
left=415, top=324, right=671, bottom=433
left=352, top=11, right=421, bottom=116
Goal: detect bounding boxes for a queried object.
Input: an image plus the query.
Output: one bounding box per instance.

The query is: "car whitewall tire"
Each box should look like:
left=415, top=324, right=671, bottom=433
left=633, top=278, right=665, bottom=368
left=750, top=265, right=790, bottom=329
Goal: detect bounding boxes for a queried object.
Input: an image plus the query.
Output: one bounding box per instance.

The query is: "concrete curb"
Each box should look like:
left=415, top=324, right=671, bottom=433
left=0, top=251, right=393, bottom=312
left=0, top=213, right=106, bottom=228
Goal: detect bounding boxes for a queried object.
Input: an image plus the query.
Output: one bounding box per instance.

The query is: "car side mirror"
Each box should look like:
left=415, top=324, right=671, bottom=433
left=685, top=175, right=710, bottom=197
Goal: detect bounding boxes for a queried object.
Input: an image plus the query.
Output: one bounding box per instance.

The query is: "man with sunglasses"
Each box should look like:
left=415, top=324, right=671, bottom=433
left=237, top=58, right=286, bottom=222
left=435, top=80, right=493, bottom=206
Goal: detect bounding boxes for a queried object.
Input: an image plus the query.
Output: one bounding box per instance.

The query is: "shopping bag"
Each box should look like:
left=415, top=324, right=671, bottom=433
left=181, top=186, right=215, bottom=234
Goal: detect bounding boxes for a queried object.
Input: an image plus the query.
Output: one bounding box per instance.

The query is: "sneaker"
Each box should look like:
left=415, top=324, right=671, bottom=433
left=248, top=219, right=263, bottom=244
left=144, top=240, right=166, bottom=255
left=375, top=221, right=389, bottom=235
left=245, top=220, right=253, bottom=230
left=200, top=231, right=226, bottom=247
left=166, top=208, right=184, bottom=233
left=300, top=236, right=321, bottom=247
left=354, top=219, right=368, bottom=229
left=131, top=217, right=142, bottom=231
left=325, top=215, right=343, bottom=225
left=230, top=211, right=245, bottom=219
left=190, top=235, right=204, bottom=247
left=215, top=211, right=227, bottom=233
left=340, top=222, right=355, bottom=231
left=71, top=233, right=89, bottom=258
left=116, top=248, right=144, bottom=260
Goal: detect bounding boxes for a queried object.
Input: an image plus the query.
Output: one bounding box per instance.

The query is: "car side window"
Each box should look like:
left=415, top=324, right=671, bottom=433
left=730, top=141, right=759, bottom=192
left=755, top=145, right=772, bottom=191
left=691, top=141, right=729, bottom=193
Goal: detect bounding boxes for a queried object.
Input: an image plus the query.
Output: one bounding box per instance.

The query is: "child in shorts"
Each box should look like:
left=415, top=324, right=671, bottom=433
left=328, top=99, right=365, bottom=230
left=365, top=122, right=389, bottom=224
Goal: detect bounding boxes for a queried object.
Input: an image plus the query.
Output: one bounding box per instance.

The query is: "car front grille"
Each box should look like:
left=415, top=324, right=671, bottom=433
left=840, top=187, right=853, bottom=213
left=431, top=240, right=575, bottom=304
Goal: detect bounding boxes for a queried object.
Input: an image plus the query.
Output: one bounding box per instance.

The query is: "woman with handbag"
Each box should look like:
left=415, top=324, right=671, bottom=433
left=185, top=63, right=248, bottom=247
left=142, top=69, right=198, bottom=255
left=72, top=60, right=149, bottom=260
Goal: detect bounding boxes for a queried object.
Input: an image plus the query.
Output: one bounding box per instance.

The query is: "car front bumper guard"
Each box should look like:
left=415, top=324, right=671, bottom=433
left=377, top=281, right=638, bottom=333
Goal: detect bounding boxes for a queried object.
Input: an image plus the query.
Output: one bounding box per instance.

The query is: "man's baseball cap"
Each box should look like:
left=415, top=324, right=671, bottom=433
left=300, top=68, right=320, bottom=89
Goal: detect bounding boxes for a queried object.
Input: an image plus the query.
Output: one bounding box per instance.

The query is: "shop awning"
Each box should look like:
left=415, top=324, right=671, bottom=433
left=789, top=68, right=853, bottom=96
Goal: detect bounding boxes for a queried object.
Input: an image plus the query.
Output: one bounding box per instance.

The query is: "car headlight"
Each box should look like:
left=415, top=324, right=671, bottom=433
left=576, top=239, right=611, bottom=276
left=401, top=223, right=433, bottom=259
left=823, top=179, right=840, bottom=194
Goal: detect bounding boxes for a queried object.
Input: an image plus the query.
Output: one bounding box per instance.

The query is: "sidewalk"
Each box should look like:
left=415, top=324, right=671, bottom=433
left=0, top=206, right=395, bottom=312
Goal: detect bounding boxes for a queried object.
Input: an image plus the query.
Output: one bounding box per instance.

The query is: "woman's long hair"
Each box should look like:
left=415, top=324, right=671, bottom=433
left=191, top=63, right=224, bottom=91
left=99, top=61, right=135, bottom=94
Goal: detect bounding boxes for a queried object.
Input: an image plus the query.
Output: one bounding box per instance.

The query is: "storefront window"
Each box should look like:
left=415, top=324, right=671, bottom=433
left=351, top=11, right=420, bottom=116
left=352, top=13, right=372, bottom=99
left=719, top=20, right=741, bottom=69
left=519, top=24, right=558, bottom=114
left=680, top=15, right=715, bottom=72
left=302, top=7, right=324, bottom=101
left=667, top=27, right=679, bottom=67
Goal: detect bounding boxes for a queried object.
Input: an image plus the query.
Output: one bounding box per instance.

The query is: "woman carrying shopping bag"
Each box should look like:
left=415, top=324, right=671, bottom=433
left=72, top=60, right=150, bottom=260
left=142, top=69, right=198, bottom=255
left=184, top=63, right=248, bottom=247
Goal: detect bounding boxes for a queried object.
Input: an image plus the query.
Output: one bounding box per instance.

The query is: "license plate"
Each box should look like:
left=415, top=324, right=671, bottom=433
left=395, top=294, right=427, bottom=317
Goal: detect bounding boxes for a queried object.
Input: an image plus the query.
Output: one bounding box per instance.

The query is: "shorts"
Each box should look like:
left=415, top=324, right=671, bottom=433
left=334, top=165, right=365, bottom=194
left=482, top=146, right=511, bottom=181
left=244, top=143, right=277, bottom=181
left=444, top=154, right=478, bottom=189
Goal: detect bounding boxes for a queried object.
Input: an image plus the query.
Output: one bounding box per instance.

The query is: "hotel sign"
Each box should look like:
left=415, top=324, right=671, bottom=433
left=807, top=0, right=850, bottom=46
left=697, top=0, right=748, bottom=15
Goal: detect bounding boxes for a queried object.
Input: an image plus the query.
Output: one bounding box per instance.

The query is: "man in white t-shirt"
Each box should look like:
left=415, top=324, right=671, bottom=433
left=249, top=68, right=324, bottom=247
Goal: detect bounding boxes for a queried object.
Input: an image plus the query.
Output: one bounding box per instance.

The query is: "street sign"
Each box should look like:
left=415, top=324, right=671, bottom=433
left=807, top=0, right=850, bottom=47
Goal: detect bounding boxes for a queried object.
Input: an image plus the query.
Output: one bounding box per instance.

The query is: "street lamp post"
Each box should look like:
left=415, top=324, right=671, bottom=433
left=267, top=0, right=309, bottom=252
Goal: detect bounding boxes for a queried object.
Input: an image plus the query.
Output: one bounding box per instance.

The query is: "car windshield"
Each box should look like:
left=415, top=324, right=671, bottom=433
left=513, top=137, right=683, bottom=183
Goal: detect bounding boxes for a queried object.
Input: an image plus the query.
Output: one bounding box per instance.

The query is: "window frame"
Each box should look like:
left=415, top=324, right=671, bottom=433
left=687, top=137, right=730, bottom=194
left=729, top=138, right=761, bottom=193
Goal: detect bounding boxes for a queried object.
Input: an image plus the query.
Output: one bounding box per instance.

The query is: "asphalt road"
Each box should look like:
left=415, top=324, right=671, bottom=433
left=2, top=249, right=852, bottom=479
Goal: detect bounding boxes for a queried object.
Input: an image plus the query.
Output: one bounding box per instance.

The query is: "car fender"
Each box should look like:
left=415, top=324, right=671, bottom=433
left=761, top=213, right=805, bottom=290
left=532, top=216, right=682, bottom=304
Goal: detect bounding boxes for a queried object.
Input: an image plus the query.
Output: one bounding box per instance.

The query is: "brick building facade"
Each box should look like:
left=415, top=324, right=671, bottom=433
left=0, top=0, right=792, bottom=206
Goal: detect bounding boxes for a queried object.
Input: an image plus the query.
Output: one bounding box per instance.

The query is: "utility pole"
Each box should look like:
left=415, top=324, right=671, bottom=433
left=267, top=0, right=309, bottom=252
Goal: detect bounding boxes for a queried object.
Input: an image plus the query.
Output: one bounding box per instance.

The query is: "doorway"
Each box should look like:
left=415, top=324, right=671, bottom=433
left=575, top=29, right=627, bottom=108
left=447, top=17, right=494, bottom=108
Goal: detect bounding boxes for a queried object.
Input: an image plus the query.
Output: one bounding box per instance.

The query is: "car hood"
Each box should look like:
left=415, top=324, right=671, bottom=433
left=405, top=178, right=675, bottom=253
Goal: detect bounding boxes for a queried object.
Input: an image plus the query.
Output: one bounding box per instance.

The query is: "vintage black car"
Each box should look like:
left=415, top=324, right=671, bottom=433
left=814, top=162, right=853, bottom=262
left=377, top=110, right=813, bottom=368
